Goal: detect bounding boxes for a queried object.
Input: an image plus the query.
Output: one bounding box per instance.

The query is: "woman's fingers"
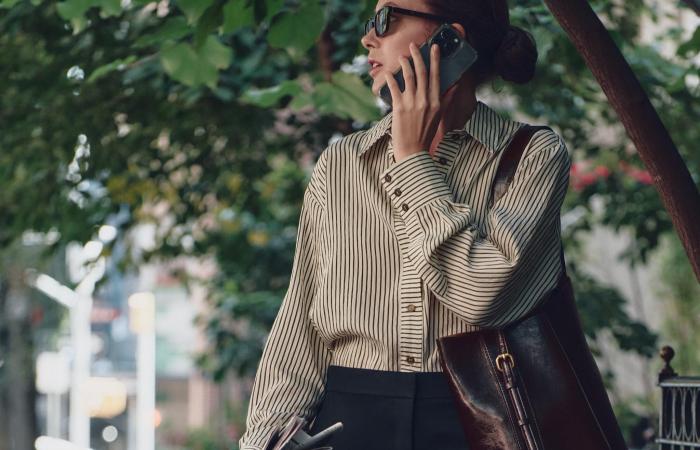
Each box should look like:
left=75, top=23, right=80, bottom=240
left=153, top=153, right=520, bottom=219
left=409, top=42, right=427, bottom=103
left=385, top=73, right=402, bottom=108
left=429, top=43, right=440, bottom=104
left=398, top=55, right=414, bottom=97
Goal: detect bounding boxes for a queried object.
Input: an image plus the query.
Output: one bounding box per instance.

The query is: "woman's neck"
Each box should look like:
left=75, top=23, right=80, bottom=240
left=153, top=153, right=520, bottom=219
left=428, top=81, right=477, bottom=157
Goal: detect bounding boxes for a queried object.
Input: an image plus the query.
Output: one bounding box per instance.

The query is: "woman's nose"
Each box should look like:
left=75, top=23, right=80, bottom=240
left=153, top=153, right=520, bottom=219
left=361, top=28, right=378, bottom=50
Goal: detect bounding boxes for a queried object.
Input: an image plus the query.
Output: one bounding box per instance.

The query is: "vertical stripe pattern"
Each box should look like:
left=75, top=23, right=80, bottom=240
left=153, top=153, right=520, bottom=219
left=239, top=100, right=572, bottom=449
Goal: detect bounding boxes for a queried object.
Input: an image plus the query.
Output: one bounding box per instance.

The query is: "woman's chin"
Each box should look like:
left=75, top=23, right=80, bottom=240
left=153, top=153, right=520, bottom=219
left=370, top=77, right=385, bottom=96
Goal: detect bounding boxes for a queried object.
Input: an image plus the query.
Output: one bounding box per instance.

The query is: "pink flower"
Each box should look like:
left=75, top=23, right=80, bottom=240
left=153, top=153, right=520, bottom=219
left=570, top=162, right=609, bottom=192
left=618, top=161, right=653, bottom=185
left=630, top=169, right=653, bottom=185
left=593, top=165, right=611, bottom=178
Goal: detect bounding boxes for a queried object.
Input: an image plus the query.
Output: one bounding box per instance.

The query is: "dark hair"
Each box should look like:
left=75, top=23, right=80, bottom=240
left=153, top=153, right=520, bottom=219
left=424, top=0, right=538, bottom=86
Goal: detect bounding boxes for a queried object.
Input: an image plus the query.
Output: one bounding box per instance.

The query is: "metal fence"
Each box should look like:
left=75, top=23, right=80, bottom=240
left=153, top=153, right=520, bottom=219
left=656, top=346, right=700, bottom=449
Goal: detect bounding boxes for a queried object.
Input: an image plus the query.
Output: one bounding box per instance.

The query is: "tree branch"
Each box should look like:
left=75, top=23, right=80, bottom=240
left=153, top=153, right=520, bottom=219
left=544, top=0, right=700, bottom=280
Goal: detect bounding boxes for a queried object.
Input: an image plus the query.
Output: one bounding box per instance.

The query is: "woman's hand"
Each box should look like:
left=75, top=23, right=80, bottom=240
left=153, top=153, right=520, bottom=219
left=385, top=41, right=441, bottom=163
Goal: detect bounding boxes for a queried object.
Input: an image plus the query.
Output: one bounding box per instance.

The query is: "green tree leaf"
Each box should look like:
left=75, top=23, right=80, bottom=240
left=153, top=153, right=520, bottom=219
left=56, top=0, right=91, bottom=20
left=194, top=2, right=224, bottom=48
left=223, top=0, right=255, bottom=33
left=160, top=36, right=231, bottom=88
left=267, top=0, right=324, bottom=53
left=160, top=42, right=216, bottom=87
left=87, top=55, right=138, bottom=82
left=200, top=35, right=232, bottom=69
left=176, top=0, right=215, bottom=25
left=97, top=0, right=121, bottom=18
left=313, top=71, right=380, bottom=122
left=241, top=79, right=302, bottom=107
left=133, top=16, right=191, bottom=48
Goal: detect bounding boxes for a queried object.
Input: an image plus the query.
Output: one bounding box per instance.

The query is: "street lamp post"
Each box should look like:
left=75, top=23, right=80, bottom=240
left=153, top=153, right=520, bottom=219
left=35, top=351, right=70, bottom=438
left=69, top=289, right=92, bottom=448
left=128, top=292, right=156, bottom=450
left=27, top=255, right=104, bottom=449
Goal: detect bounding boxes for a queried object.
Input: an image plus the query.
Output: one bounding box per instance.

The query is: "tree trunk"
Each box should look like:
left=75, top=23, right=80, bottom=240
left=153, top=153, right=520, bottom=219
left=544, top=0, right=700, bottom=280
left=0, top=274, right=38, bottom=450
left=0, top=279, right=8, bottom=450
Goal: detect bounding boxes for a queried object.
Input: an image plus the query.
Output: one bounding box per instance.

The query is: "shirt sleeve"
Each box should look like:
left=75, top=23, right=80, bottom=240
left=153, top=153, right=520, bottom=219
left=379, top=130, right=571, bottom=328
left=238, top=158, right=332, bottom=450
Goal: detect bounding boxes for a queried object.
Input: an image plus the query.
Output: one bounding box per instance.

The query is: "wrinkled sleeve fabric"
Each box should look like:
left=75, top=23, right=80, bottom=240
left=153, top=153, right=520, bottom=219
left=238, top=154, right=332, bottom=450
left=379, top=131, right=571, bottom=328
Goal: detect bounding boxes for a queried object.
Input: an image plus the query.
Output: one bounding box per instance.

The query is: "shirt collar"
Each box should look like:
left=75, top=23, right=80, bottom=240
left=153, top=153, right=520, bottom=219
left=357, top=100, right=510, bottom=157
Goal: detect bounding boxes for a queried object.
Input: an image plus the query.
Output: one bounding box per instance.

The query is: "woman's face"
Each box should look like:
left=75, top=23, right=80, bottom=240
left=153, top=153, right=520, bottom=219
left=361, top=0, right=443, bottom=96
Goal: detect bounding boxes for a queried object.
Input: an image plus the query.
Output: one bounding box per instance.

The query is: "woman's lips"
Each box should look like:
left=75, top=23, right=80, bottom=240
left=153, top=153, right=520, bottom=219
left=369, top=64, right=383, bottom=77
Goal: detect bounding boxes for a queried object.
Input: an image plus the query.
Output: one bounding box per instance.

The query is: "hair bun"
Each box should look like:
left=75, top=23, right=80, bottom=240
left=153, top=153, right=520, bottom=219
left=493, top=25, right=538, bottom=84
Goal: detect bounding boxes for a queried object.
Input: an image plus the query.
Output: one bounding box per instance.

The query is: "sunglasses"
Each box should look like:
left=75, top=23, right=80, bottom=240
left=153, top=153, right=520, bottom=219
left=363, top=5, right=451, bottom=37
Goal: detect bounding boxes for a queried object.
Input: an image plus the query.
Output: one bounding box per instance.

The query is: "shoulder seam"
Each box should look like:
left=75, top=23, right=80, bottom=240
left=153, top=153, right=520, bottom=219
left=523, top=127, right=563, bottom=160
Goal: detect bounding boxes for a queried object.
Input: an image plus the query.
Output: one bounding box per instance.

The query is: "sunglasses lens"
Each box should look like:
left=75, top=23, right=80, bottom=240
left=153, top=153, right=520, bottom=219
left=377, top=7, right=388, bottom=36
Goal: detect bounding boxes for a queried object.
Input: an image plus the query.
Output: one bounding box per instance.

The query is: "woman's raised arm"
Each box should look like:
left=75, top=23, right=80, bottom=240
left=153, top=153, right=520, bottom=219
left=380, top=129, right=571, bottom=328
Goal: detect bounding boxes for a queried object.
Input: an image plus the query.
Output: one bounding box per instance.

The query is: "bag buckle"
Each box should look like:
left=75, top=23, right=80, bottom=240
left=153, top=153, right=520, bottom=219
left=495, top=352, right=515, bottom=372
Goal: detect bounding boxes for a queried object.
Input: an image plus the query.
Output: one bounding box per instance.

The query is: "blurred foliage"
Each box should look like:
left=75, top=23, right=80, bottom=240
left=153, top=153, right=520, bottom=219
left=1, top=2, right=699, bottom=444
left=569, top=265, right=658, bottom=358
left=0, top=240, right=68, bottom=446
left=183, top=428, right=232, bottom=450
left=613, top=393, right=658, bottom=448
left=654, top=231, right=700, bottom=375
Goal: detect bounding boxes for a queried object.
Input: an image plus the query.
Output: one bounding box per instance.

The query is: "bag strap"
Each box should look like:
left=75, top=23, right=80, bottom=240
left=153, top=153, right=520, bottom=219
left=490, top=124, right=555, bottom=450
left=489, top=124, right=552, bottom=207
left=489, top=124, right=566, bottom=272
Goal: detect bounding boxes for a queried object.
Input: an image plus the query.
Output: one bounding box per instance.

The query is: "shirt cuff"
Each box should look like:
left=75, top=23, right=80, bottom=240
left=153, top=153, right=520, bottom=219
left=379, top=150, right=453, bottom=223
left=238, top=426, right=276, bottom=450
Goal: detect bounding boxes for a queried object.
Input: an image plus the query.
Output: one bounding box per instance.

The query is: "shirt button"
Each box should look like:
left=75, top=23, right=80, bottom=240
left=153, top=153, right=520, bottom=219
left=401, top=203, right=409, bottom=212
left=394, top=188, right=402, bottom=196
left=407, top=304, right=416, bottom=312
left=406, top=356, right=415, bottom=364
left=439, top=157, right=448, bottom=165
left=384, top=174, right=392, bottom=182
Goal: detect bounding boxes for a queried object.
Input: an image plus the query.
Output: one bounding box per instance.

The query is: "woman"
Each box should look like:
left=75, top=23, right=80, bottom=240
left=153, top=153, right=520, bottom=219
left=239, top=0, right=571, bottom=449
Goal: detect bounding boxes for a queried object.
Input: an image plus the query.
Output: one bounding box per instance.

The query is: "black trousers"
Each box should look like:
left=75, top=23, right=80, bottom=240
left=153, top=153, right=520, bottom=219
left=308, top=364, right=470, bottom=450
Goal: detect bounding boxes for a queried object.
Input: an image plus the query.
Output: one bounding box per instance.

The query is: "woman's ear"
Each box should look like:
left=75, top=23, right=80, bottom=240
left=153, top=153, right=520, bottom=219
left=450, top=22, right=467, bottom=41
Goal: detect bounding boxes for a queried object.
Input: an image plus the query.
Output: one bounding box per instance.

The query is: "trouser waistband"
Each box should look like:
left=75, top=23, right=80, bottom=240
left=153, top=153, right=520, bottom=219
left=325, top=364, right=454, bottom=399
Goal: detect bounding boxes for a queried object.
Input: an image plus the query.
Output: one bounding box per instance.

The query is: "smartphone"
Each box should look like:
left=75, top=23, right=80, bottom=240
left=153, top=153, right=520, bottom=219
left=379, top=23, right=478, bottom=106
left=295, top=422, right=343, bottom=450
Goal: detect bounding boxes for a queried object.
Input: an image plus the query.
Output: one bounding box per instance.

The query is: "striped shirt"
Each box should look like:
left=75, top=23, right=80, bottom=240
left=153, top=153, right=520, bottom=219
left=239, top=99, right=571, bottom=450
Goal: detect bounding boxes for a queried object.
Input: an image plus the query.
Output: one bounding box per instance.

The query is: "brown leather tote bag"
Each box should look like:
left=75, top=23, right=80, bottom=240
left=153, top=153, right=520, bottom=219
left=436, top=125, right=628, bottom=450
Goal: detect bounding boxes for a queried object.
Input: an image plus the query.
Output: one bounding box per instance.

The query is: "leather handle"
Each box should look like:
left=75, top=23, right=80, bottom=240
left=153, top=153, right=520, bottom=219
left=489, top=125, right=553, bottom=450
left=489, top=124, right=553, bottom=208
left=490, top=124, right=568, bottom=275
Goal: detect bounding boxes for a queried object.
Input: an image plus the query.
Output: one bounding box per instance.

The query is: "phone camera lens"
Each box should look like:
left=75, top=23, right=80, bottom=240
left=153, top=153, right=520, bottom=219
left=434, top=29, right=458, bottom=56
